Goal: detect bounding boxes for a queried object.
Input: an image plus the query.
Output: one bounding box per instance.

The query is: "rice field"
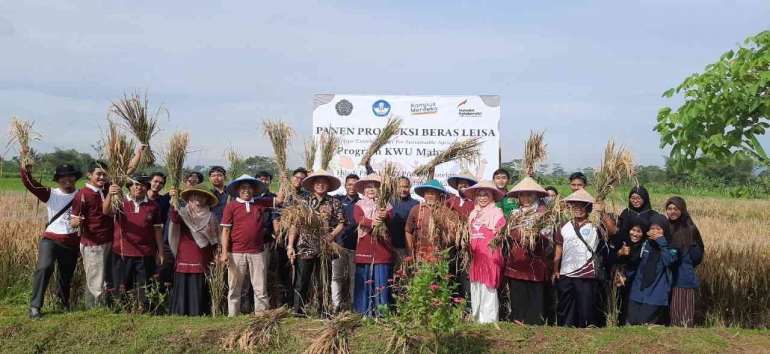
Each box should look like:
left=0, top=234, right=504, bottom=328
left=0, top=190, right=769, bottom=329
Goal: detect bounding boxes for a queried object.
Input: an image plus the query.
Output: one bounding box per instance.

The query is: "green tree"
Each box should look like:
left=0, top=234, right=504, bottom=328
left=244, top=155, right=279, bottom=177
left=550, top=163, right=567, bottom=179
left=656, top=30, right=770, bottom=168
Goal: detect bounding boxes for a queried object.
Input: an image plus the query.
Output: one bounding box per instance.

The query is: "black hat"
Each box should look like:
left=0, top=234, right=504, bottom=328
left=126, top=173, right=151, bottom=188
left=52, top=164, right=83, bottom=181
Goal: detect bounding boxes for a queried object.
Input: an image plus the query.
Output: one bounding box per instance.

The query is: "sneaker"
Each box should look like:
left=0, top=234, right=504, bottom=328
left=28, top=307, right=42, bottom=320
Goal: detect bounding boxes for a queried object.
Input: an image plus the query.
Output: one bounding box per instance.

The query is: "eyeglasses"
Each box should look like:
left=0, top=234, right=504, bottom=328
left=630, top=196, right=643, bottom=201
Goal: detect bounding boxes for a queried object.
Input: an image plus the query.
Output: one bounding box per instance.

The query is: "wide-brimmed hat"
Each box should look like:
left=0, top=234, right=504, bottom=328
left=301, top=169, right=342, bottom=192
left=563, top=188, right=595, bottom=205
left=414, top=179, right=447, bottom=198
left=52, top=164, right=82, bottom=181
left=507, top=177, right=548, bottom=198
left=126, top=173, right=151, bottom=188
left=353, top=173, right=381, bottom=194
left=464, top=180, right=504, bottom=202
left=447, top=173, right=478, bottom=191
left=226, top=174, right=267, bottom=197
left=180, top=183, right=219, bottom=207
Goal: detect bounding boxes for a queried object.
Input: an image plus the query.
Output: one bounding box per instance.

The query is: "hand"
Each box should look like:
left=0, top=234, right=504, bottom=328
left=70, top=216, right=84, bottom=228
left=156, top=252, right=164, bottom=266
left=377, top=209, right=388, bottom=219
left=325, top=233, right=336, bottom=242
left=372, top=218, right=382, bottom=227
left=20, top=146, right=30, bottom=155
left=138, top=144, right=148, bottom=153
left=286, top=247, right=296, bottom=263
left=108, top=184, right=121, bottom=196
left=276, top=190, right=286, bottom=203
left=551, top=271, right=560, bottom=284
left=619, top=242, right=631, bottom=257
left=168, top=189, right=177, bottom=197
left=219, top=251, right=229, bottom=264
left=648, top=229, right=663, bottom=241
left=594, top=201, right=605, bottom=213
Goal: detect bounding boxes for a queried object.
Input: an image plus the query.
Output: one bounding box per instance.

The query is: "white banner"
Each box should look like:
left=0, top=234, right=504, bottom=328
left=312, top=94, right=500, bottom=194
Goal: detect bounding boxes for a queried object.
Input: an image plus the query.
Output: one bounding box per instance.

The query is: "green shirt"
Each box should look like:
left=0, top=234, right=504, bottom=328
left=496, top=195, right=519, bottom=219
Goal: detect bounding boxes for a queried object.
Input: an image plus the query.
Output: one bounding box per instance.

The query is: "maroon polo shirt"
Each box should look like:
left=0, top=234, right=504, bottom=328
left=447, top=194, right=475, bottom=220
left=220, top=198, right=274, bottom=253
left=71, top=184, right=114, bottom=246
left=112, top=198, right=162, bottom=257
left=353, top=205, right=393, bottom=264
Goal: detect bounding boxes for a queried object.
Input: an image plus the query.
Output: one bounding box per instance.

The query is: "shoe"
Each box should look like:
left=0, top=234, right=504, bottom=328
left=28, top=307, right=42, bottom=320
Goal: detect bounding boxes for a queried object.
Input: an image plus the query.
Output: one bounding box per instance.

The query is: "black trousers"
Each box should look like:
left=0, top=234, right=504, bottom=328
left=627, top=301, right=667, bottom=325
left=294, top=257, right=323, bottom=316
left=156, top=242, right=176, bottom=285
left=543, top=278, right=557, bottom=325
left=276, top=245, right=294, bottom=307
left=112, top=253, right=156, bottom=303
left=508, top=278, right=545, bottom=325
left=30, top=238, right=79, bottom=310
left=556, top=276, right=598, bottom=328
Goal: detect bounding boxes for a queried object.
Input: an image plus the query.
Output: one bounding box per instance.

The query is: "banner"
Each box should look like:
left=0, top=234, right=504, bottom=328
left=312, top=94, right=501, bottom=194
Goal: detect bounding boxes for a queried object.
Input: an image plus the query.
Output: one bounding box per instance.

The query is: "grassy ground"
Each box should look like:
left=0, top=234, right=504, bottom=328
left=1, top=304, right=768, bottom=354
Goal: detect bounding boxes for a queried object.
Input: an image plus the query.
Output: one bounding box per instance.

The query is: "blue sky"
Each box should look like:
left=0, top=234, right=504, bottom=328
left=2, top=1, right=768, bottom=171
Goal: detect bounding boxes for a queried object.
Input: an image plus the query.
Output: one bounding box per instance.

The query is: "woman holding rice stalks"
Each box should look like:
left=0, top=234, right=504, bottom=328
left=503, top=176, right=553, bottom=325
left=351, top=173, right=394, bottom=317
left=463, top=181, right=505, bottom=324
left=286, top=169, right=347, bottom=317
left=167, top=184, right=220, bottom=316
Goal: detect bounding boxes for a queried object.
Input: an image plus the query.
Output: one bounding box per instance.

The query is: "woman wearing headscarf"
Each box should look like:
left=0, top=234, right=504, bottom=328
left=504, top=177, right=552, bottom=325
left=616, top=186, right=658, bottom=240
left=627, top=214, right=678, bottom=325
left=168, top=184, right=221, bottom=316
left=463, top=181, right=506, bottom=324
left=666, top=196, right=704, bottom=327
left=352, top=174, right=394, bottom=317
left=608, top=218, right=649, bottom=326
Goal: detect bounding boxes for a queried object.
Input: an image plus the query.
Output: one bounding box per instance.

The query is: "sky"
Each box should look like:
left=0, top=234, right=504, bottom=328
left=1, top=0, right=769, bottom=172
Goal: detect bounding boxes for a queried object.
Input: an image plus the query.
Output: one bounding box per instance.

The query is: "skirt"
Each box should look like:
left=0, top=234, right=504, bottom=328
left=627, top=301, right=666, bottom=325
left=171, top=272, right=211, bottom=316
left=669, top=287, right=695, bottom=327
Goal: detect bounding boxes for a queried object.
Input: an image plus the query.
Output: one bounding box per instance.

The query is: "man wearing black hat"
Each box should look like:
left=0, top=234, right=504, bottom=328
left=19, top=146, right=82, bottom=319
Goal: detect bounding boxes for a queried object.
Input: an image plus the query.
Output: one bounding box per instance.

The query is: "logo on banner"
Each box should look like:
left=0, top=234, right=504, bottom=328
left=335, top=99, right=353, bottom=116
left=458, top=99, right=483, bottom=117
left=411, top=102, right=438, bottom=115
left=372, top=100, right=391, bottom=117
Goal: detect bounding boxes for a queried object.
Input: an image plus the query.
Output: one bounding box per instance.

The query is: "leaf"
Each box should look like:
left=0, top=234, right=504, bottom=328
left=748, top=134, right=769, bottom=162
left=663, top=88, right=676, bottom=98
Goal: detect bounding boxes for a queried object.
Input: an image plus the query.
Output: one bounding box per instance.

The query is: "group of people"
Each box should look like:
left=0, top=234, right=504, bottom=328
left=21, top=144, right=704, bottom=328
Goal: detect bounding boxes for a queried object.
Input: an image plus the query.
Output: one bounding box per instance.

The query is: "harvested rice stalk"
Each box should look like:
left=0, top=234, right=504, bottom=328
left=109, top=90, right=166, bottom=166
left=370, top=164, right=399, bottom=242
left=504, top=196, right=562, bottom=251
left=160, top=131, right=190, bottom=208
left=413, top=137, right=484, bottom=177
left=224, top=145, right=246, bottom=182
left=304, top=312, right=362, bottom=354
left=206, top=255, right=227, bottom=317
left=593, top=140, right=636, bottom=203
left=8, top=116, right=42, bottom=167
left=223, top=306, right=292, bottom=352
left=319, top=129, right=341, bottom=171
left=523, top=130, right=547, bottom=177
left=302, top=138, right=318, bottom=172
left=103, top=120, right=136, bottom=210
left=360, top=115, right=403, bottom=166
left=262, top=119, right=295, bottom=193
left=427, top=203, right=460, bottom=251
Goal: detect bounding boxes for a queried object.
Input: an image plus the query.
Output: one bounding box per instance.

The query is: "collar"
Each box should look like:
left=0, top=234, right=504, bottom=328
left=126, top=195, right=149, bottom=213
left=236, top=197, right=255, bottom=213
left=344, top=194, right=360, bottom=202
left=85, top=183, right=102, bottom=193
left=400, top=195, right=413, bottom=202
left=212, top=186, right=226, bottom=195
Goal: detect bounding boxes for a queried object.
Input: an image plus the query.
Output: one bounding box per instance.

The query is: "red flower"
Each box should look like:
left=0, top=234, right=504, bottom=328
left=119, top=284, right=126, bottom=290
left=453, top=297, right=464, bottom=303
left=375, top=286, right=385, bottom=291
left=433, top=301, right=443, bottom=307
left=395, top=269, right=406, bottom=277
left=365, top=279, right=374, bottom=284
left=153, top=274, right=160, bottom=279
left=137, top=306, right=145, bottom=313
left=387, top=278, right=394, bottom=283
left=107, top=288, right=116, bottom=294
left=446, top=273, right=455, bottom=279
left=403, top=256, right=413, bottom=262
left=429, top=284, right=439, bottom=292
left=163, top=282, right=171, bottom=287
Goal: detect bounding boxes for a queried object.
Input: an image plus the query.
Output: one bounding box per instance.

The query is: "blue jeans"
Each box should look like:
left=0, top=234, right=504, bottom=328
left=353, top=263, right=392, bottom=317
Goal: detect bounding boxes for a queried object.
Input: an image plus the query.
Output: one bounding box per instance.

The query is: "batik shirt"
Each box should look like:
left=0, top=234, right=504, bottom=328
left=296, top=194, right=346, bottom=258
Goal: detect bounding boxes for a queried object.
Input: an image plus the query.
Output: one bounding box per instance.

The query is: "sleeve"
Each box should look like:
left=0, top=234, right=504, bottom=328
left=71, top=191, right=84, bottom=216
left=334, top=200, right=347, bottom=227
left=21, top=166, right=51, bottom=203
left=494, top=217, right=506, bottom=234
left=221, top=203, right=234, bottom=227
left=354, top=205, right=372, bottom=228
left=153, top=205, right=163, bottom=227
left=689, top=242, right=705, bottom=267
left=654, top=237, right=678, bottom=267
left=553, top=222, right=565, bottom=245
left=170, top=207, right=181, bottom=224
left=255, top=197, right=275, bottom=208
left=405, top=207, right=416, bottom=234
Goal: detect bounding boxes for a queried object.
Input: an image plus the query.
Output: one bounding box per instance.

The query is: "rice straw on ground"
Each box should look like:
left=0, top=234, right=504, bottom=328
left=223, top=306, right=292, bottom=352
left=206, top=257, right=227, bottom=317
left=109, top=90, right=166, bottom=166
left=413, top=137, right=484, bottom=177
left=304, top=312, right=361, bottom=354
left=360, top=115, right=403, bottom=166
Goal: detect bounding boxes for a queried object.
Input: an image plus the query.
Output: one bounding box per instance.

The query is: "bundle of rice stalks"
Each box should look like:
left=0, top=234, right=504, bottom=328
left=454, top=218, right=473, bottom=272
left=413, top=137, right=484, bottom=176
left=384, top=322, right=420, bottom=354
left=8, top=116, right=42, bottom=167
left=504, top=196, right=562, bottom=251
left=302, top=138, right=318, bottom=171
left=427, top=203, right=461, bottom=251
left=224, top=145, right=246, bottom=182
left=371, top=164, right=399, bottom=242
left=109, top=90, right=166, bottom=166
left=360, top=115, right=403, bottom=166
left=523, top=130, right=547, bottom=177
left=103, top=120, right=136, bottom=210
left=304, top=312, right=362, bottom=354
left=277, top=202, right=322, bottom=244
left=206, top=255, right=227, bottom=317
left=223, top=306, right=292, bottom=352
left=160, top=131, right=190, bottom=208
left=319, top=129, right=341, bottom=170
left=593, top=140, right=636, bottom=203
left=262, top=119, right=295, bottom=192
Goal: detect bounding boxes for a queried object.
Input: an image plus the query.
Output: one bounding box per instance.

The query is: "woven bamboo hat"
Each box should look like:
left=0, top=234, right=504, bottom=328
left=563, top=188, right=595, bottom=205
left=447, top=173, right=478, bottom=191
left=414, top=179, right=447, bottom=198
left=225, top=174, right=267, bottom=197
left=180, top=183, right=219, bottom=207
left=353, top=173, right=381, bottom=194
left=301, top=169, right=342, bottom=192
left=507, top=177, right=548, bottom=198
left=464, top=180, right=504, bottom=202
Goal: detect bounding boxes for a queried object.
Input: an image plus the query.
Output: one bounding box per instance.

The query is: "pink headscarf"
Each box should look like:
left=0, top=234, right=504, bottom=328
left=468, top=201, right=504, bottom=232
left=356, top=195, right=393, bottom=239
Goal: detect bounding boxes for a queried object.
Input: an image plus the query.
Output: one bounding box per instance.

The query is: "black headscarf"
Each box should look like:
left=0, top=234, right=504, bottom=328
left=666, top=196, right=704, bottom=258
left=618, top=186, right=657, bottom=237
left=616, top=217, right=649, bottom=271
left=641, top=213, right=672, bottom=290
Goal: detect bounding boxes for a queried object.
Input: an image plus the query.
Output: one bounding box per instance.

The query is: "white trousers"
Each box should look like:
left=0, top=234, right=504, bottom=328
left=80, top=242, right=111, bottom=309
left=331, top=248, right=355, bottom=309
left=471, top=281, right=499, bottom=324
left=227, top=252, right=268, bottom=317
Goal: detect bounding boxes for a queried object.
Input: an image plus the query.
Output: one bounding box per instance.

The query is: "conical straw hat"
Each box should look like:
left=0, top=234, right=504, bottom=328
left=301, top=169, right=342, bottom=191
left=225, top=174, right=267, bottom=197
left=447, top=173, right=478, bottom=191
left=353, top=173, right=382, bottom=194
left=563, top=188, right=595, bottom=204
left=464, top=180, right=504, bottom=202
left=507, top=176, right=548, bottom=198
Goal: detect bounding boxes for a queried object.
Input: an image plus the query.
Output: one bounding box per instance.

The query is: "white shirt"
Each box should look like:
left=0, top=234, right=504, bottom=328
left=45, top=188, right=78, bottom=235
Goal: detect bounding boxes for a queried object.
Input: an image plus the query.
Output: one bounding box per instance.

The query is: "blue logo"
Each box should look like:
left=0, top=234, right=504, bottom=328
left=372, top=100, right=391, bottom=117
